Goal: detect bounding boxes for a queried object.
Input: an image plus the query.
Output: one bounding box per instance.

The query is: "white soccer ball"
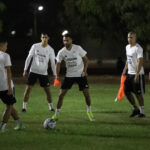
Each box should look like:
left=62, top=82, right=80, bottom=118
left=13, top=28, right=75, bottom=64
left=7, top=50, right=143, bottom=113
left=43, top=118, right=56, bottom=129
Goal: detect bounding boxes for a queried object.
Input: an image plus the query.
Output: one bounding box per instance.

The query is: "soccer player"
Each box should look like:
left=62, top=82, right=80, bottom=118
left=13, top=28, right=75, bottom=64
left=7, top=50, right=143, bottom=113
left=122, top=31, right=145, bottom=117
left=0, top=38, right=24, bottom=132
left=22, top=33, right=56, bottom=112
left=52, top=31, right=94, bottom=121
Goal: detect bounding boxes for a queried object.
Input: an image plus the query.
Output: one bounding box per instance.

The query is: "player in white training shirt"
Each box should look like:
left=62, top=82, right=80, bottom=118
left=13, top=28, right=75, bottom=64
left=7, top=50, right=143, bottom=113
left=52, top=32, right=94, bottom=121
left=122, top=32, right=145, bottom=118
left=22, top=33, right=56, bottom=113
left=0, top=38, right=24, bottom=133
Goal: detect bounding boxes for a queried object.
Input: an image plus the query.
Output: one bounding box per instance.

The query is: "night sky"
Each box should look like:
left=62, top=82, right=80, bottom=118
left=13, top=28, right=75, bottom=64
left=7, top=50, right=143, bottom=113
left=1, top=0, right=64, bottom=38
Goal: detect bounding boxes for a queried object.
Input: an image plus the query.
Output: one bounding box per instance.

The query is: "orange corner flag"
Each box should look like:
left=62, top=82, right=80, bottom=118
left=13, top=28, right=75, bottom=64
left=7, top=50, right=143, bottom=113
left=53, top=79, right=61, bottom=87
left=115, top=75, right=126, bottom=102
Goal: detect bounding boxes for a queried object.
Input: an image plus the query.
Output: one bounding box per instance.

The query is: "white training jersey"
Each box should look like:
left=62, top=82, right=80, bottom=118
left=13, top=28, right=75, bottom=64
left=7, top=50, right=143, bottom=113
left=24, top=43, right=56, bottom=76
left=0, top=51, right=14, bottom=91
left=126, top=43, right=144, bottom=75
left=56, top=44, right=87, bottom=77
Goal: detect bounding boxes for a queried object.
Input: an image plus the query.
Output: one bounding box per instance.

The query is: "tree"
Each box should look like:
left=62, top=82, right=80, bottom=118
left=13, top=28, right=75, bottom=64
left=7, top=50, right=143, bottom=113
left=63, top=0, right=150, bottom=47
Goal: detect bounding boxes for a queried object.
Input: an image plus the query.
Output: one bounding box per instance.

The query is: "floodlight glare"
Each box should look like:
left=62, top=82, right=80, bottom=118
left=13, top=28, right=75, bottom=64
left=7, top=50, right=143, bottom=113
left=62, top=30, right=69, bottom=36
left=38, top=6, right=44, bottom=11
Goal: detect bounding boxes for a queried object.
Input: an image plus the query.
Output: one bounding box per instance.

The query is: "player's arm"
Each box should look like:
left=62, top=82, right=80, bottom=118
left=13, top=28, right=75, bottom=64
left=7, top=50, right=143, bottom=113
left=23, top=45, right=34, bottom=77
left=5, top=66, right=13, bottom=95
left=134, top=57, right=143, bottom=82
left=56, top=62, right=61, bottom=79
left=122, top=60, right=128, bottom=75
left=82, top=55, right=88, bottom=77
left=49, top=50, right=56, bottom=76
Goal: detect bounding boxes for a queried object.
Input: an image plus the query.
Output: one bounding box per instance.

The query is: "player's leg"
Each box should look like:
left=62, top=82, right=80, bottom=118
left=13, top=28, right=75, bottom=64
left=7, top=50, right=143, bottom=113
left=11, top=106, right=25, bottom=130
left=22, top=72, right=37, bottom=112
left=43, top=87, right=55, bottom=112
left=22, top=85, right=33, bottom=112
left=135, top=94, right=145, bottom=117
left=78, top=77, right=94, bottom=121
left=52, top=89, right=68, bottom=120
left=82, top=88, right=94, bottom=121
left=39, top=74, right=55, bottom=112
left=0, top=104, right=12, bottom=132
left=134, top=75, right=145, bottom=117
left=52, top=77, right=72, bottom=120
left=124, top=75, right=139, bottom=117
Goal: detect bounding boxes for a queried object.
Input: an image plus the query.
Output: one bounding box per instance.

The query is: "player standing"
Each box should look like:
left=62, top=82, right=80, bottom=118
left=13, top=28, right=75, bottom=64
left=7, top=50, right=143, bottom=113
left=22, top=33, right=56, bottom=113
left=52, top=31, right=94, bottom=121
left=122, top=32, right=145, bottom=117
left=0, top=38, right=24, bottom=132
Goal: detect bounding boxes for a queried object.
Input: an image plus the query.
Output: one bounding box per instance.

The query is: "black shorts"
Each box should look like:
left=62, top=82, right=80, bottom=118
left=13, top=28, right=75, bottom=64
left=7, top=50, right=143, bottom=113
left=124, top=74, right=145, bottom=94
left=0, top=90, right=16, bottom=105
left=61, top=77, right=89, bottom=91
left=27, top=72, right=50, bottom=87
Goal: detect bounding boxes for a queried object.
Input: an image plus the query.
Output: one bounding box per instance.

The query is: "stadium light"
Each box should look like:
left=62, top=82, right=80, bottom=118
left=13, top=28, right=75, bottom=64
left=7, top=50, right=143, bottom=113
left=38, top=5, right=44, bottom=11
left=33, top=5, right=44, bottom=39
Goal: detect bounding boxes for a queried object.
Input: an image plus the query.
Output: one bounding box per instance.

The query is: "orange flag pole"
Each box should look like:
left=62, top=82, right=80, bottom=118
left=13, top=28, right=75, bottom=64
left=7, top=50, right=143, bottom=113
left=115, top=75, right=126, bottom=102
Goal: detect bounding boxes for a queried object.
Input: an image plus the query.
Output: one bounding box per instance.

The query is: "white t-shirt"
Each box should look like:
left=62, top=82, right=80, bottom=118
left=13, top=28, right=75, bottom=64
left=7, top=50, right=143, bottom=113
left=24, top=43, right=56, bottom=75
left=56, top=44, right=87, bottom=77
left=0, top=51, right=14, bottom=91
left=126, top=43, right=144, bottom=75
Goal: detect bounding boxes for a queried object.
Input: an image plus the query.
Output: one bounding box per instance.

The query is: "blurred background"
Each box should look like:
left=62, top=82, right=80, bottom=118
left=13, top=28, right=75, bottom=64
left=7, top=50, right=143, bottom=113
left=0, top=0, right=150, bottom=76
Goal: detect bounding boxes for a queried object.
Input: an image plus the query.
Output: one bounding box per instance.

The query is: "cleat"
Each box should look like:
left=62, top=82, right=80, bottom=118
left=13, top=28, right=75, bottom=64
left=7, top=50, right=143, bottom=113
left=14, top=124, right=26, bottom=130
left=22, top=109, right=26, bottom=113
left=138, top=113, right=146, bottom=118
left=129, top=109, right=140, bottom=117
left=50, top=108, right=55, bottom=112
left=51, top=115, right=58, bottom=121
left=87, top=112, right=95, bottom=121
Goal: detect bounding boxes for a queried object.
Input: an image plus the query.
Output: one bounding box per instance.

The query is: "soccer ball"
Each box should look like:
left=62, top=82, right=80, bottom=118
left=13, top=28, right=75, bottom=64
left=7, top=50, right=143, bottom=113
left=43, top=118, right=56, bottom=129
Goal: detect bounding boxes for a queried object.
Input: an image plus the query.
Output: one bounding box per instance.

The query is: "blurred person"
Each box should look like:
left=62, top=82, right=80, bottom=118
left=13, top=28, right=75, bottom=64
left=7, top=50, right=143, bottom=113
left=22, top=33, right=56, bottom=113
left=0, top=38, right=24, bottom=133
left=122, top=32, right=145, bottom=118
left=52, top=31, right=94, bottom=121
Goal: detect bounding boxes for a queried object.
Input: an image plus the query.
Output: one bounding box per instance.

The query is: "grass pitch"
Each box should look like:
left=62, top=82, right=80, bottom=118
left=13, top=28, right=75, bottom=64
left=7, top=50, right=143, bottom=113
left=0, top=80, right=150, bottom=150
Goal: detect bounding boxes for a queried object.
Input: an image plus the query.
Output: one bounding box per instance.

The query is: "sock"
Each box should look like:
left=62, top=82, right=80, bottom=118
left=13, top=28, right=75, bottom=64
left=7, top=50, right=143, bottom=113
left=139, top=106, right=145, bottom=114
left=23, top=102, right=27, bottom=109
left=87, top=105, right=91, bottom=112
left=15, top=119, right=22, bottom=126
left=0, top=122, right=7, bottom=131
left=55, top=109, right=60, bottom=116
left=48, top=103, right=53, bottom=110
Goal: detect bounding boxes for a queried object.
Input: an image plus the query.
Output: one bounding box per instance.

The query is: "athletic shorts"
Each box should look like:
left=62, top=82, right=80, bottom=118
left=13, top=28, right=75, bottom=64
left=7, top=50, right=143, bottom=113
left=27, top=72, right=50, bottom=87
left=0, top=90, right=16, bottom=105
left=124, top=74, right=145, bottom=94
left=61, top=76, right=89, bottom=91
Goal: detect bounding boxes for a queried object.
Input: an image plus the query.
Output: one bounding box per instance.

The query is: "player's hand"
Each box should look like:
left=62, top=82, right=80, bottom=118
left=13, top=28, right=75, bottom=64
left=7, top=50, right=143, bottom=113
left=134, top=74, right=139, bottom=83
left=23, top=70, right=28, bottom=77
left=81, top=72, right=87, bottom=77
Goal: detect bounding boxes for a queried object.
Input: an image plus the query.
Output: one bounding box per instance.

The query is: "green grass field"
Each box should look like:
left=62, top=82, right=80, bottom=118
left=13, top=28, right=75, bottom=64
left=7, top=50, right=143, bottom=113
left=0, top=80, right=150, bottom=150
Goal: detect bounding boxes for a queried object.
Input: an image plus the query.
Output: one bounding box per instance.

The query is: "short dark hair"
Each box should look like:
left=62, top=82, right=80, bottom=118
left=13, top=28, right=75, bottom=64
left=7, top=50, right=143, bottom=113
left=41, top=32, right=49, bottom=36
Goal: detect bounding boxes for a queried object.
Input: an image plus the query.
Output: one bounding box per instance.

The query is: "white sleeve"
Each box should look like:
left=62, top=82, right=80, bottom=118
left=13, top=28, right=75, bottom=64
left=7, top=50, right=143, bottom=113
left=56, top=50, right=63, bottom=63
left=49, top=48, right=56, bottom=76
left=5, top=54, right=12, bottom=67
left=78, top=46, right=87, bottom=57
left=137, top=47, right=143, bottom=59
left=24, top=45, right=35, bottom=71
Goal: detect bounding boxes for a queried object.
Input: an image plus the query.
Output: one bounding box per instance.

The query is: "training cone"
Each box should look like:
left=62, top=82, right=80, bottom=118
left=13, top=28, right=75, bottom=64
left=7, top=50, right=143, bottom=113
left=53, top=79, right=61, bottom=87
